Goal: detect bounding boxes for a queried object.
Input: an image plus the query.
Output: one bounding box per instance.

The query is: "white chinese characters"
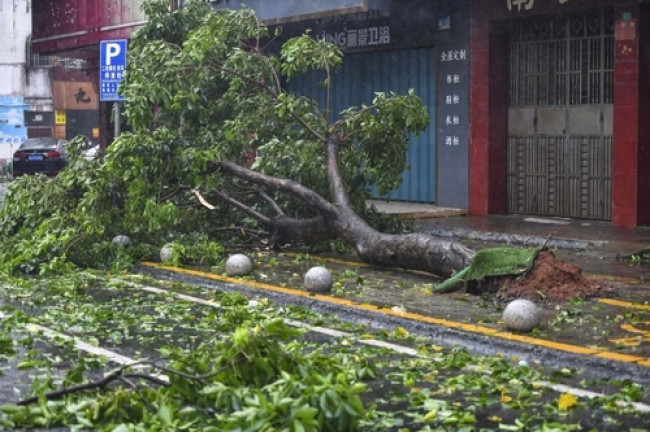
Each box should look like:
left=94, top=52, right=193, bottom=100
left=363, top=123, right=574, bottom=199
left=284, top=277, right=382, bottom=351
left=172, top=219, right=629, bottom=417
left=441, top=50, right=467, bottom=62
left=447, top=74, right=461, bottom=84
left=319, top=26, right=391, bottom=49
left=508, top=0, right=569, bottom=12
left=507, top=0, right=535, bottom=12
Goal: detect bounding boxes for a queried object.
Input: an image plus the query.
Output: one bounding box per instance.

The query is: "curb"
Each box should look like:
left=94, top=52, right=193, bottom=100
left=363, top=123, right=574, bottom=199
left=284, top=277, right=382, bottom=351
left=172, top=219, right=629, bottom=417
left=137, top=263, right=650, bottom=387
left=416, top=224, right=607, bottom=250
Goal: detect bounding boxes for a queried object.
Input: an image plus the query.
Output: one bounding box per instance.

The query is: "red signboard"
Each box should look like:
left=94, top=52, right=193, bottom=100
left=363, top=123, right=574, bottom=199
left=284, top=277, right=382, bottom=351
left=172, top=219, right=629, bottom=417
left=31, top=0, right=145, bottom=53
left=615, top=19, right=637, bottom=41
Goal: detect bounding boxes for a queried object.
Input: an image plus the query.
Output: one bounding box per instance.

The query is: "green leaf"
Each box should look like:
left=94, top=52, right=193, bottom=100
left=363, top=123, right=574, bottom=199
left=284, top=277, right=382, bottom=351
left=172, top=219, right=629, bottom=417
left=157, top=403, right=173, bottom=425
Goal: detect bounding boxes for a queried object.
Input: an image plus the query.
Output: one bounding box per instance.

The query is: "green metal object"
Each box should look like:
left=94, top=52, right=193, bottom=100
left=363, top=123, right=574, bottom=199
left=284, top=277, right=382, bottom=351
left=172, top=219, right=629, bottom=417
left=434, top=247, right=541, bottom=293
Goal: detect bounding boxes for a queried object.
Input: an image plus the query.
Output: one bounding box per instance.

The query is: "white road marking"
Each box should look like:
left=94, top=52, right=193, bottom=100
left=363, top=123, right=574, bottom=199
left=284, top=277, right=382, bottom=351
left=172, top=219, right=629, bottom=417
left=27, top=323, right=137, bottom=365
left=116, top=278, right=423, bottom=356
left=138, top=284, right=221, bottom=307
left=26, top=323, right=169, bottom=383
left=536, top=381, right=650, bottom=413
left=284, top=319, right=421, bottom=356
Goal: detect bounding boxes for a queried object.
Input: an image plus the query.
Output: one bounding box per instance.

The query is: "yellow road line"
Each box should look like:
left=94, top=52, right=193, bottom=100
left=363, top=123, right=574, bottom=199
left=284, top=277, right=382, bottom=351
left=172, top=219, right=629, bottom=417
left=141, top=262, right=649, bottom=367
left=283, top=253, right=436, bottom=277
left=287, top=254, right=650, bottom=283
left=594, top=351, right=648, bottom=363
left=598, top=298, right=650, bottom=311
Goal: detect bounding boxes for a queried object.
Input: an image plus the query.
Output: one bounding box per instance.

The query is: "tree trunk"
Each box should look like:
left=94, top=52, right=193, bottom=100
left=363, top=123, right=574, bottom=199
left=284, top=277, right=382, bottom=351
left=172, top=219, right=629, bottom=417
left=218, top=136, right=475, bottom=278
left=321, top=132, right=475, bottom=277
left=268, top=215, right=334, bottom=249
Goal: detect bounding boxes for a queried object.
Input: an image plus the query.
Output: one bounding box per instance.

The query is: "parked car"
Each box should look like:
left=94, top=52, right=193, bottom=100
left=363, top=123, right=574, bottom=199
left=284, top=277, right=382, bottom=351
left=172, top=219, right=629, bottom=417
left=81, top=142, right=100, bottom=161
left=12, top=138, right=68, bottom=177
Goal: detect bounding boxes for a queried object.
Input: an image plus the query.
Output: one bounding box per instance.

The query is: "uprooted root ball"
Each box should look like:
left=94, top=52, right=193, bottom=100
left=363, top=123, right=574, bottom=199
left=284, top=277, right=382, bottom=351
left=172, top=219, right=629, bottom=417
left=495, top=249, right=616, bottom=304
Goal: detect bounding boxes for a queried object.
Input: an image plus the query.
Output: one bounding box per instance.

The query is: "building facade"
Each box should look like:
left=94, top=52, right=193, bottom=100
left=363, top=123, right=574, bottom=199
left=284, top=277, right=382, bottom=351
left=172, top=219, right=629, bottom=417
left=276, top=0, right=470, bottom=208
left=469, top=0, right=650, bottom=226
left=27, top=0, right=650, bottom=226
left=0, top=0, right=41, bottom=161
left=30, top=0, right=146, bottom=147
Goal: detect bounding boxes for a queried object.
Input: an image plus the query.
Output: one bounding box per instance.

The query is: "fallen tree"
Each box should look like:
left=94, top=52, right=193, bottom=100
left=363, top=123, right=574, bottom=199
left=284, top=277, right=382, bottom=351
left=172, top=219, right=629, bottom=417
left=113, top=0, right=475, bottom=276
left=0, top=0, right=473, bottom=276
left=216, top=142, right=474, bottom=277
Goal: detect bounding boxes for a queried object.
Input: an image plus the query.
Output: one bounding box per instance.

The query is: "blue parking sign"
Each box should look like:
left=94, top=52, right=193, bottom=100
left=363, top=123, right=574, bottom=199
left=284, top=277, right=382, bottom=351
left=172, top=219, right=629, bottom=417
left=100, top=40, right=128, bottom=101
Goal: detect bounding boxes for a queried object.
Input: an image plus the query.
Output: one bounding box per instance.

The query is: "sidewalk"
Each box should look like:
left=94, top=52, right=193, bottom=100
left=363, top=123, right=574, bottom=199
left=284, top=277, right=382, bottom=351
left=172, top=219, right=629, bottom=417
left=370, top=199, right=650, bottom=253
left=416, top=213, right=650, bottom=255
left=370, top=200, right=650, bottom=280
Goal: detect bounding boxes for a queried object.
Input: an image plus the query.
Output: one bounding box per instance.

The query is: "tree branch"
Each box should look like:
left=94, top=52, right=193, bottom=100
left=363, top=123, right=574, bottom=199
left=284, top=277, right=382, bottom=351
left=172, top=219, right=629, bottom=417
left=249, top=46, right=283, bottom=95
left=325, top=132, right=356, bottom=216
left=191, top=188, right=217, bottom=210
left=218, top=161, right=340, bottom=222
left=211, top=189, right=271, bottom=225
left=330, top=102, right=378, bottom=136
left=214, top=226, right=266, bottom=236
left=17, top=364, right=169, bottom=406
left=189, top=186, right=273, bottom=225
left=206, top=60, right=326, bottom=142
left=159, top=187, right=182, bottom=202
left=15, top=359, right=242, bottom=406
left=257, top=189, right=285, bottom=216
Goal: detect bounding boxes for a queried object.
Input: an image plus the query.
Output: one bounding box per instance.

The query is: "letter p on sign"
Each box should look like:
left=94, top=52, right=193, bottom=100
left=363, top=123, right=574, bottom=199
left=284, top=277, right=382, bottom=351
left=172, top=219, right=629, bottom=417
left=105, top=43, right=122, bottom=65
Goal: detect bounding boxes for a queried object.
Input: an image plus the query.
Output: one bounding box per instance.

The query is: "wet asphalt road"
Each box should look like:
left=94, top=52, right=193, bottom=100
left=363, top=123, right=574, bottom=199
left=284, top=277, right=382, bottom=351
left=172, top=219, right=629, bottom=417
left=1, top=271, right=650, bottom=430
left=138, top=264, right=650, bottom=387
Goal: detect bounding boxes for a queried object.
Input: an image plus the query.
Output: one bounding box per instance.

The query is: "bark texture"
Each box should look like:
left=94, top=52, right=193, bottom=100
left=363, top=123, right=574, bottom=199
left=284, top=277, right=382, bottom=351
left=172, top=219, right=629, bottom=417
left=268, top=216, right=334, bottom=249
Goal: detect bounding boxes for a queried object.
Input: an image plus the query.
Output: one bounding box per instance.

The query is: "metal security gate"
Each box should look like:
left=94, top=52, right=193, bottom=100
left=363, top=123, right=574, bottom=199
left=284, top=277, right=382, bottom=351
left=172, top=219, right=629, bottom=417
left=507, top=10, right=613, bottom=219
left=288, top=47, right=436, bottom=202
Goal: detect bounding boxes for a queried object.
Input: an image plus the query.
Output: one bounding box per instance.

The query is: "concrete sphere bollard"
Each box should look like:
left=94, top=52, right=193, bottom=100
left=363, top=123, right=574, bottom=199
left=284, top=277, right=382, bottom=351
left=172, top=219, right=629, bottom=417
left=225, top=254, right=253, bottom=276
left=503, top=299, right=540, bottom=332
left=112, top=235, right=131, bottom=246
left=160, top=244, right=174, bottom=263
left=304, top=266, right=333, bottom=293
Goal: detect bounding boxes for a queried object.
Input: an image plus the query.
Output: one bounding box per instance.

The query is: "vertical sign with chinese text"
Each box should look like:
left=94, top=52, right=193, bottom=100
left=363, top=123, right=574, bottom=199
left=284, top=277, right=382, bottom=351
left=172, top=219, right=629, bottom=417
left=99, top=40, right=128, bottom=102
left=436, top=46, right=469, bottom=208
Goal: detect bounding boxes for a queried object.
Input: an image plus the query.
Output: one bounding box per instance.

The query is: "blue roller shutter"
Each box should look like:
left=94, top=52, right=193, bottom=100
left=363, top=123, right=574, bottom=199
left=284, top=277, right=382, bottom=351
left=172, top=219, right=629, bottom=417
left=288, top=46, right=436, bottom=202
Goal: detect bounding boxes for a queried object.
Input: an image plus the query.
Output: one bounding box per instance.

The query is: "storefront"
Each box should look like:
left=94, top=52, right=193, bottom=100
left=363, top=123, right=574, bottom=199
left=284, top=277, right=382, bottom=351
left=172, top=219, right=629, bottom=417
left=469, top=0, right=650, bottom=226
left=278, top=0, right=471, bottom=207
left=52, top=69, right=100, bottom=144
left=30, top=0, right=146, bottom=148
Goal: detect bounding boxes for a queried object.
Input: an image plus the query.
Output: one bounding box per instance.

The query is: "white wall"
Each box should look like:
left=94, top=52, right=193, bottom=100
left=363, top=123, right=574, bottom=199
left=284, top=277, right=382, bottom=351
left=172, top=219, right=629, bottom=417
left=0, top=0, right=31, bottom=67
left=25, top=68, right=53, bottom=101
left=0, top=0, right=30, bottom=96
left=0, top=65, right=25, bottom=96
left=0, top=1, right=31, bottom=160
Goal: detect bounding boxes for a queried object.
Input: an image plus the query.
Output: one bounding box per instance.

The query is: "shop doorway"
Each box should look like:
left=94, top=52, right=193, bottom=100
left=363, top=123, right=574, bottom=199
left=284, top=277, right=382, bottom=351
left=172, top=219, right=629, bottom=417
left=506, top=10, right=614, bottom=219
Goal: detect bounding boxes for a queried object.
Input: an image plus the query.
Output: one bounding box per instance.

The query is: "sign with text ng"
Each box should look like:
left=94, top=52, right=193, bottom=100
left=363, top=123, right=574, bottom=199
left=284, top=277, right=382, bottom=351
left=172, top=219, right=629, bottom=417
left=213, top=0, right=367, bottom=24
left=99, top=39, right=127, bottom=102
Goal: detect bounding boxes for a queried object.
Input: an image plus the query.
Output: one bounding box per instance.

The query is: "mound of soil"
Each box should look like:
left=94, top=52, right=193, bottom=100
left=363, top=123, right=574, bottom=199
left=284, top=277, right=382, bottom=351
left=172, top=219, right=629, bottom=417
left=495, top=249, right=616, bottom=304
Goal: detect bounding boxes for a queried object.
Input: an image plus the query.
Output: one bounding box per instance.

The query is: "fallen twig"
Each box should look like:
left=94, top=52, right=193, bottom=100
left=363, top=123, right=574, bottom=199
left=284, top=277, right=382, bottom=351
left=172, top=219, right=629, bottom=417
left=17, top=364, right=168, bottom=406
